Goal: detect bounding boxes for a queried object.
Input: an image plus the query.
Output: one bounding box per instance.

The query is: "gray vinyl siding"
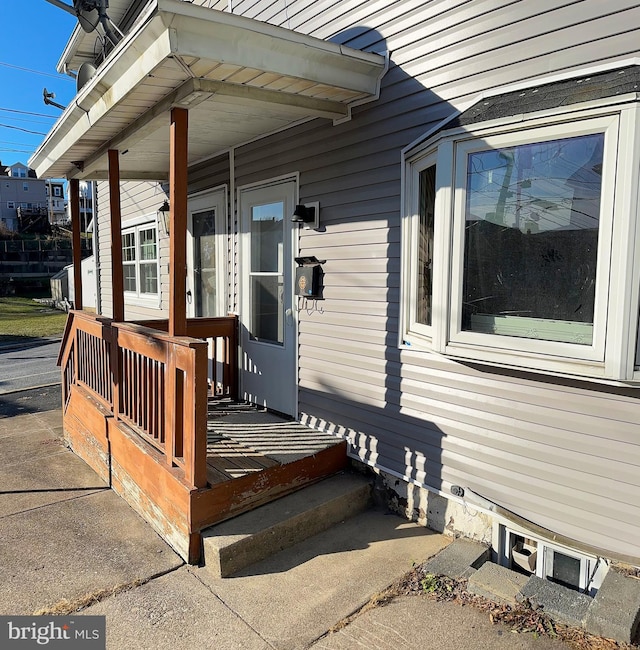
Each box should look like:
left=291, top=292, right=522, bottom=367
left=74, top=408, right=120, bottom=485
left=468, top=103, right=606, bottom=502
left=221, top=0, right=640, bottom=561
left=96, top=180, right=168, bottom=321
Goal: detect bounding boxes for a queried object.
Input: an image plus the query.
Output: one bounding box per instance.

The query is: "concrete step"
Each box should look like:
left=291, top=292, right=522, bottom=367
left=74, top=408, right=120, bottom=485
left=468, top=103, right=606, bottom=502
left=201, top=472, right=372, bottom=578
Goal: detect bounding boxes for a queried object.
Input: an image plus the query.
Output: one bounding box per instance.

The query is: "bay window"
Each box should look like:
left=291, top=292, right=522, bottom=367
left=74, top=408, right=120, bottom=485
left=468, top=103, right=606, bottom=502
left=402, top=73, right=640, bottom=384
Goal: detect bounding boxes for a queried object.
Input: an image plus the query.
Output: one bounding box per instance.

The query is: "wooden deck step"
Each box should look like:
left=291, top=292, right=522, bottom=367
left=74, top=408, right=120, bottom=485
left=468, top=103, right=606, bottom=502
left=201, top=472, right=372, bottom=578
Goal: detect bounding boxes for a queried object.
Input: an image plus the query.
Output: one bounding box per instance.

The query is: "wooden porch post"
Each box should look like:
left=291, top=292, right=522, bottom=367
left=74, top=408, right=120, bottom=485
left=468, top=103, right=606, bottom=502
left=108, top=149, right=124, bottom=322
left=108, top=149, right=124, bottom=421
left=169, top=107, right=188, bottom=337
left=69, top=178, right=83, bottom=311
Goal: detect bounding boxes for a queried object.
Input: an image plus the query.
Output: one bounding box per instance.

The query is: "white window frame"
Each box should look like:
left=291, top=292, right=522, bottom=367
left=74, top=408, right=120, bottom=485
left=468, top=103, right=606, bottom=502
left=401, top=94, right=640, bottom=384
left=498, top=525, right=606, bottom=595
left=6, top=201, right=14, bottom=209
left=406, top=151, right=438, bottom=343
left=121, top=220, right=160, bottom=306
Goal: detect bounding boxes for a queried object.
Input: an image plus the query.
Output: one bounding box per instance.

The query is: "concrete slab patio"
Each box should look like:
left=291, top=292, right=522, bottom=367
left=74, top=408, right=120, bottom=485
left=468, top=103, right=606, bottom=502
left=0, top=410, right=182, bottom=616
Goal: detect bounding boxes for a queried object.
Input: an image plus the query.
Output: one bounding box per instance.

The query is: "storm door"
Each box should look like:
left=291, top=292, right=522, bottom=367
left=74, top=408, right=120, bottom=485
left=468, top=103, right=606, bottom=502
left=239, top=179, right=297, bottom=416
left=187, top=189, right=226, bottom=318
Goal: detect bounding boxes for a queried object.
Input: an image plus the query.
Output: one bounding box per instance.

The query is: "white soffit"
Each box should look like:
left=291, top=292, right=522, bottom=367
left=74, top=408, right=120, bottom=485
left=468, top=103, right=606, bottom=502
left=31, top=0, right=386, bottom=180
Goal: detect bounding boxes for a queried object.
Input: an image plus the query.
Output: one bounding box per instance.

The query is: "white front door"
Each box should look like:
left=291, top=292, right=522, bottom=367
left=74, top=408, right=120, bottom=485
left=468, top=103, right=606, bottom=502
left=239, top=179, right=297, bottom=416
left=187, top=189, right=226, bottom=318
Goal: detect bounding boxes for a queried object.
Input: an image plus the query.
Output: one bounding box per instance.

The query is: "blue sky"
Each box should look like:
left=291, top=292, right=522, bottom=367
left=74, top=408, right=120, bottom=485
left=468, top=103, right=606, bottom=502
left=0, top=1, right=77, bottom=168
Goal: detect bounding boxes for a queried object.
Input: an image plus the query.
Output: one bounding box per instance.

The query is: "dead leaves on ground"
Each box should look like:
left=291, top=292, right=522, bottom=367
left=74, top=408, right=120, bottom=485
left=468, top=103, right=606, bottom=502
left=394, top=564, right=638, bottom=650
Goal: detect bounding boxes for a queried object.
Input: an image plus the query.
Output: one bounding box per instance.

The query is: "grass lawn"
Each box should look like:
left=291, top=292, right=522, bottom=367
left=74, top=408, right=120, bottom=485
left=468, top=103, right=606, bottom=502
left=0, top=297, right=68, bottom=341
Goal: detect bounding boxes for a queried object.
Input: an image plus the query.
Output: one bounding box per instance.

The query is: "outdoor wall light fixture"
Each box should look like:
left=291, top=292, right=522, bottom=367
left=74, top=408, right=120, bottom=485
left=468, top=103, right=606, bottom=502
left=291, top=202, right=320, bottom=230
left=158, top=199, right=170, bottom=234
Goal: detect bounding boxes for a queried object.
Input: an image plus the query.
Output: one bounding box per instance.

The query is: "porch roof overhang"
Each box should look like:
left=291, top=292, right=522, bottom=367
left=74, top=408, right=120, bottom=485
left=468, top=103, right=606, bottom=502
left=30, top=0, right=386, bottom=181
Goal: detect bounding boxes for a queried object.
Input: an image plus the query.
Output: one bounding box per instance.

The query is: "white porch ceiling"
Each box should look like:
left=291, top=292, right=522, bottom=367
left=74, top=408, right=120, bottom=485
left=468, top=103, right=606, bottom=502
left=31, top=0, right=386, bottom=181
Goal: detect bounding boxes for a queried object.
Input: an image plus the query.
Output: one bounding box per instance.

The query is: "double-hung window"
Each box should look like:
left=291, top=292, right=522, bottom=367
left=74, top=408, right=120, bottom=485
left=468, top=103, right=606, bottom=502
left=122, top=223, right=159, bottom=300
left=402, top=67, right=640, bottom=383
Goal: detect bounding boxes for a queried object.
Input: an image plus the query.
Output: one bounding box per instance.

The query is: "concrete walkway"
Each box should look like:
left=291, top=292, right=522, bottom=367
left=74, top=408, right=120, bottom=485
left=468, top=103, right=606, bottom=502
left=0, top=403, right=573, bottom=649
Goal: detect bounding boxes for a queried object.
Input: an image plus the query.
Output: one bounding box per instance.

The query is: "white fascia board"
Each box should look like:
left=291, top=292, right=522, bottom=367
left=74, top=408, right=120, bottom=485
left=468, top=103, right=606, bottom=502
left=157, top=0, right=385, bottom=94
left=56, top=24, right=84, bottom=75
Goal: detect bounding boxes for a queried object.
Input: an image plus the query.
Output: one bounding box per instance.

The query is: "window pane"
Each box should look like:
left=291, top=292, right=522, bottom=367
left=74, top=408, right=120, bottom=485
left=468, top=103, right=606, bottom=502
left=140, top=263, right=158, bottom=294
left=193, top=210, right=217, bottom=318
left=548, top=551, right=581, bottom=591
left=123, top=264, right=136, bottom=292
left=139, top=228, right=157, bottom=261
left=417, top=166, right=436, bottom=326
left=250, top=275, right=283, bottom=345
left=122, top=232, right=136, bottom=261
left=462, top=133, right=603, bottom=344
left=251, top=202, right=283, bottom=273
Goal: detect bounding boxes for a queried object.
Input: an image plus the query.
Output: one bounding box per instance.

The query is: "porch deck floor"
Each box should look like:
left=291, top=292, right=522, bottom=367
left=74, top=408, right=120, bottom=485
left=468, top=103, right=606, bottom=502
left=205, top=400, right=343, bottom=486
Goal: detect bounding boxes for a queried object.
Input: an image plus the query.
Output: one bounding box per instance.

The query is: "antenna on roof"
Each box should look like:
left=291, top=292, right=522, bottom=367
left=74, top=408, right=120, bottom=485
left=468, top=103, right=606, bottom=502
left=74, top=0, right=100, bottom=32
left=44, top=0, right=122, bottom=46
left=76, top=62, right=97, bottom=92
left=43, top=88, right=67, bottom=111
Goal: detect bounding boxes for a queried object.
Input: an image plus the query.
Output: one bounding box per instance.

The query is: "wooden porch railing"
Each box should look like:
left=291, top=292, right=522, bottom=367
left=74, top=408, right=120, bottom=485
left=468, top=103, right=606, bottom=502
left=114, top=322, right=208, bottom=487
left=133, top=317, right=238, bottom=398
left=58, top=311, right=113, bottom=411
left=58, top=311, right=238, bottom=489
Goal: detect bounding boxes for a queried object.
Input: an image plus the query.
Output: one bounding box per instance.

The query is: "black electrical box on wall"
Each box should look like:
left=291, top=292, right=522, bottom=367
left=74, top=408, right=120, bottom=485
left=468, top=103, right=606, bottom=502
left=295, top=256, right=325, bottom=299
left=295, top=265, right=321, bottom=297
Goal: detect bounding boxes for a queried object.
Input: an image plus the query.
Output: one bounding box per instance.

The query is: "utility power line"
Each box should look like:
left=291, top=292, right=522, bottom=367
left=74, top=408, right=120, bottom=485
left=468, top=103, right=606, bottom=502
left=0, top=61, right=73, bottom=81
left=0, top=124, right=47, bottom=136
left=0, top=148, right=33, bottom=154
left=0, top=115, right=57, bottom=126
left=0, top=107, right=58, bottom=119
left=0, top=140, right=34, bottom=146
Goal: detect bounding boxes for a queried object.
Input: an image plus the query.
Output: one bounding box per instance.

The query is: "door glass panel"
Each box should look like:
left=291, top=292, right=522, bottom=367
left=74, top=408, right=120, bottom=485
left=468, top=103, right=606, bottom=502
left=193, top=209, right=217, bottom=318
left=249, top=201, right=284, bottom=344
left=250, top=275, right=283, bottom=343
left=251, top=202, right=283, bottom=272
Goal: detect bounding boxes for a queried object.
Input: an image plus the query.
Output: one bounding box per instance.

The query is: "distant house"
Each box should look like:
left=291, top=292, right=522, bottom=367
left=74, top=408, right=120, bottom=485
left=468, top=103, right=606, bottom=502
left=0, top=163, right=47, bottom=231
left=45, top=180, right=67, bottom=227
left=30, top=0, right=640, bottom=590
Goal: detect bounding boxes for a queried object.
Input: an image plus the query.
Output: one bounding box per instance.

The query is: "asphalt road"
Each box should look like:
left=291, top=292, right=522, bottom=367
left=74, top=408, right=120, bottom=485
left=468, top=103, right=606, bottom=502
left=0, top=384, right=62, bottom=417
left=0, top=340, right=61, bottom=394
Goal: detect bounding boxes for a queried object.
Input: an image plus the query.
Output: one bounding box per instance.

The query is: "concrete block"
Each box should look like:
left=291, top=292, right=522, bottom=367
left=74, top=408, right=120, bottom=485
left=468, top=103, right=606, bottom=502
left=422, top=538, right=490, bottom=580
left=468, top=562, right=529, bottom=605
left=202, top=473, right=371, bottom=577
left=519, top=576, right=592, bottom=627
left=584, top=570, right=640, bottom=644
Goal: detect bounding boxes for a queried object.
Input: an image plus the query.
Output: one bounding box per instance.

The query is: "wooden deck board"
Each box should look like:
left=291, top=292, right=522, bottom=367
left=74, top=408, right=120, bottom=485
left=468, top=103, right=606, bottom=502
left=206, top=463, right=231, bottom=485
left=204, top=400, right=341, bottom=486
